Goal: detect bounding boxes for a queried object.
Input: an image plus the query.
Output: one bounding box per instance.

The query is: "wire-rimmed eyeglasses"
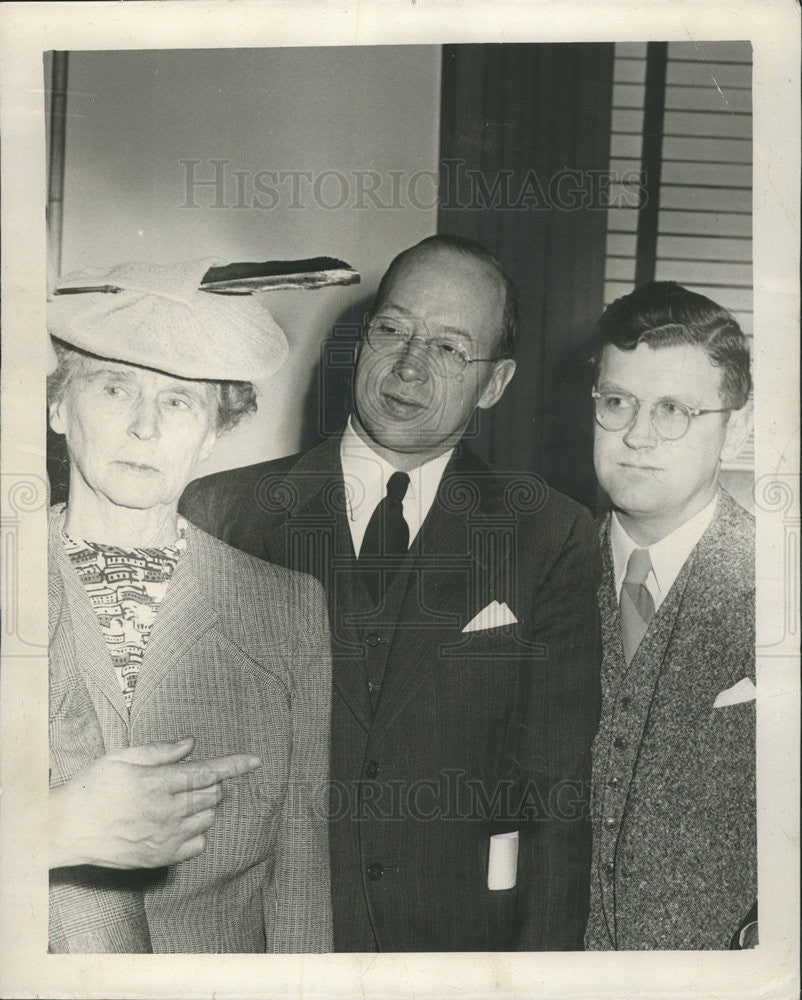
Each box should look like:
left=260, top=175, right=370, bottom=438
left=592, top=389, right=731, bottom=441
left=364, top=314, right=501, bottom=378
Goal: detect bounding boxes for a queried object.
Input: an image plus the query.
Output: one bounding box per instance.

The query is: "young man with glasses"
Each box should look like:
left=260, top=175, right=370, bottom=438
left=584, top=280, right=757, bottom=951
left=181, top=235, right=602, bottom=952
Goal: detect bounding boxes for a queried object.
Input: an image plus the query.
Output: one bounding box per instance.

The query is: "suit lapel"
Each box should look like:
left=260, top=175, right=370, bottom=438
left=261, top=437, right=373, bottom=731
left=628, top=492, right=746, bottom=690
left=49, top=508, right=130, bottom=726
left=639, top=493, right=753, bottom=767
left=261, top=437, right=354, bottom=569
left=129, top=529, right=219, bottom=727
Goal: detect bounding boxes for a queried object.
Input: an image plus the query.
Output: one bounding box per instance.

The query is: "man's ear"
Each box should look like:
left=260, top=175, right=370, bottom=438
left=477, top=358, right=516, bottom=411
left=721, top=402, right=753, bottom=463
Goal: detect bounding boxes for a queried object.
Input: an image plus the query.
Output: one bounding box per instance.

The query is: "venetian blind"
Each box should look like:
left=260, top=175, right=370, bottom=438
left=604, top=40, right=753, bottom=471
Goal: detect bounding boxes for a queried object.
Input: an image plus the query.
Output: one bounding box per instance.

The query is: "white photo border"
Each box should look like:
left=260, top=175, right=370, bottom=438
left=0, top=2, right=798, bottom=998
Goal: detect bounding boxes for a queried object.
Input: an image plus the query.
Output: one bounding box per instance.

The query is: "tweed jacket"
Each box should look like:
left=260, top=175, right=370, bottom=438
left=585, top=489, right=756, bottom=950
left=180, top=434, right=602, bottom=952
left=48, top=505, right=333, bottom=953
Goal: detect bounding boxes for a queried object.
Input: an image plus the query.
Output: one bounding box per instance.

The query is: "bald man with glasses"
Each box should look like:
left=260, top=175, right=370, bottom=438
left=584, top=281, right=757, bottom=951
left=181, top=235, right=602, bottom=952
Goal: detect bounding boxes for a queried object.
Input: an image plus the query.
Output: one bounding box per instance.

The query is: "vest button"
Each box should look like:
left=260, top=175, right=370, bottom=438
left=608, top=776, right=620, bottom=789
left=367, top=862, right=384, bottom=881
left=619, top=696, right=632, bottom=709
left=365, top=760, right=380, bottom=778
left=603, top=861, right=615, bottom=877
left=613, top=737, right=628, bottom=750
left=604, top=816, right=617, bottom=830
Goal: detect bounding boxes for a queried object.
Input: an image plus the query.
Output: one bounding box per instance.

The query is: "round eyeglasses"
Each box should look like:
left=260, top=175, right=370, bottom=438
left=364, top=314, right=501, bottom=378
left=592, top=389, right=731, bottom=441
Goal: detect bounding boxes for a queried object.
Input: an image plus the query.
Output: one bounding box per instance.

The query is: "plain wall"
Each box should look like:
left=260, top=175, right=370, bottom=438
left=59, top=46, right=441, bottom=474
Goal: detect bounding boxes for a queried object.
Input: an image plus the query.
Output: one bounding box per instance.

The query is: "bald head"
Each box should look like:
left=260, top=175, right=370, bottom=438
left=371, top=235, right=519, bottom=360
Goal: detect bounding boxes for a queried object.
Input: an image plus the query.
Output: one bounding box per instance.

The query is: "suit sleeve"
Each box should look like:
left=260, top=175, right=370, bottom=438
left=515, top=504, right=602, bottom=950
left=179, top=476, right=223, bottom=539
left=266, top=576, right=333, bottom=953
left=180, top=470, right=268, bottom=559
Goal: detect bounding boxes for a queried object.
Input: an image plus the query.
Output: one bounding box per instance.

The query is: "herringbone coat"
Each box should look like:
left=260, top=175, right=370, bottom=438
left=585, top=489, right=756, bottom=949
left=48, top=506, right=333, bottom=953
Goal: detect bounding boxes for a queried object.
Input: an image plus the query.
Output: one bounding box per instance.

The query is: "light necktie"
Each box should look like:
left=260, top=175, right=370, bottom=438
left=620, top=547, right=656, bottom=664
left=358, top=472, right=410, bottom=594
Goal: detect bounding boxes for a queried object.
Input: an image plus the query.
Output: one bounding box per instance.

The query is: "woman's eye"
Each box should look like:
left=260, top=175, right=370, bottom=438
left=103, top=383, right=127, bottom=398
left=165, top=397, right=191, bottom=410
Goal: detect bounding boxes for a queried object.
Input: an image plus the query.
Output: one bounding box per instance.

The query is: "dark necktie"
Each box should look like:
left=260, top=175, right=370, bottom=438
left=620, top=547, right=656, bottom=664
left=356, top=472, right=409, bottom=705
left=359, top=470, right=410, bottom=561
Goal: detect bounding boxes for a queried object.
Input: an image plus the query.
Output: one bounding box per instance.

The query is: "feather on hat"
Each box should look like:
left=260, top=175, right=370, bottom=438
left=48, top=256, right=360, bottom=381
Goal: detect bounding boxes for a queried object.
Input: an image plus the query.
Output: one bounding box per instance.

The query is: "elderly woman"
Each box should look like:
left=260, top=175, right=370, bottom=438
left=47, top=261, right=331, bottom=953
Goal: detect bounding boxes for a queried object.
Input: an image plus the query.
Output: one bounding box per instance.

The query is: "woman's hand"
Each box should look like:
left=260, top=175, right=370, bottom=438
left=50, top=737, right=261, bottom=869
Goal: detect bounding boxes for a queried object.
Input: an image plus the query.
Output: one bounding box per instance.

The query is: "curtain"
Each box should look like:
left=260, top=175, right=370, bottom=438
left=438, top=43, right=614, bottom=509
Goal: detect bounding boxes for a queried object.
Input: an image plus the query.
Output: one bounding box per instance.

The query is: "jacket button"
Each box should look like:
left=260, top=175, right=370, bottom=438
left=365, top=632, right=381, bottom=647
left=367, top=863, right=384, bottom=881
left=604, top=817, right=617, bottom=830
left=603, top=861, right=615, bottom=877
left=608, top=776, right=620, bottom=789
left=613, top=737, right=628, bottom=750
left=619, top=696, right=631, bottom=709
left=365, top=760, right=380, bottom=778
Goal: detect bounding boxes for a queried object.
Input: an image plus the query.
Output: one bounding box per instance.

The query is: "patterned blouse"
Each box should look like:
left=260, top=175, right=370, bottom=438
left=61, top=518, right=188, bottom=710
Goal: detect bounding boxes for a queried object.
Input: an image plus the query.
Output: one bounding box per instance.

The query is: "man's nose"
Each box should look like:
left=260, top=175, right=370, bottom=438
left=393, top=336, right=430, bottom=381
left=127, top=398, right=161, bottom=440
left=622, top=404, right=657, bottom=449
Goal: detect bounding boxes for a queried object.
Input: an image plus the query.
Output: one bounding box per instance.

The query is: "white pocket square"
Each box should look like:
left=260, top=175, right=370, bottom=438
left=487, top=831, right=519, bottom=890
left=713, top=677, right=756, bottom=708
left=462, top=600, right=518, bottom=633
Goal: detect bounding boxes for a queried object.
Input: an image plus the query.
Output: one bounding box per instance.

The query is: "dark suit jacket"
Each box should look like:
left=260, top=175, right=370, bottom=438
left=49, top=505, right=332, bottom=953
left=585, top=489, right=756, bottom=949
left=181, top=435, right=602, bottom=952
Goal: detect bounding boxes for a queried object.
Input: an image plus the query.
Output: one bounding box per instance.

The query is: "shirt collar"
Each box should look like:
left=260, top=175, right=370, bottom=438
left=340, top=416, right=453, bottom=547
left=610, top=493, right=718, bottom=604
left=341, top=416, right=409, bottom=517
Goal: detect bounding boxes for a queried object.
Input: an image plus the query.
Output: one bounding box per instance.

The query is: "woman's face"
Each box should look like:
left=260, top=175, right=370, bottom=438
left=49, top=356, right=217, bottom=513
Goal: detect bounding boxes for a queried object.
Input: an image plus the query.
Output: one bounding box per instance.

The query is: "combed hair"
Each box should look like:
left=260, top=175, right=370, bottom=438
left=371, top=234, right=520, bottom=359
left=47, top=339, right=257, bottom=433
left=589, top=281, right=752, bottom=409
left=215, top=380, right=257, bottom=432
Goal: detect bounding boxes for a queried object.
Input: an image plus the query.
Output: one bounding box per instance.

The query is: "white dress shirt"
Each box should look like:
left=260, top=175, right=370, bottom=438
left=340, top=417, right=453, bottom=557
left=610, top=493, right=718, bottom=612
